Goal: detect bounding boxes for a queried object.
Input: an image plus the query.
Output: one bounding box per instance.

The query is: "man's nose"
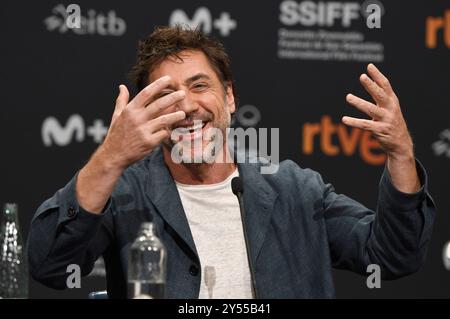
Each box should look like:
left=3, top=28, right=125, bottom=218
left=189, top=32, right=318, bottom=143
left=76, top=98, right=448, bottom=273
left=175, top=92, right=199, bottom=114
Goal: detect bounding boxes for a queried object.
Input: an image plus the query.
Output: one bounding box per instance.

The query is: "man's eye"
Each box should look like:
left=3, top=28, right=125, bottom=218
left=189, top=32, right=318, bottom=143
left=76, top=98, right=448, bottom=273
left=192, top=83, right=207, bottom=91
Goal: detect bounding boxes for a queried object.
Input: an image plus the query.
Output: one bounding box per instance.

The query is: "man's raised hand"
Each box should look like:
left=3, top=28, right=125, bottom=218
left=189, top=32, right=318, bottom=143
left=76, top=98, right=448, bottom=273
left=342, top=64, right=420, bottom=193
left=102, top=76, right=186, bottom=171
left=342, top=63, right=413, bottom=159
left=76, top=76, right=185, bottom=213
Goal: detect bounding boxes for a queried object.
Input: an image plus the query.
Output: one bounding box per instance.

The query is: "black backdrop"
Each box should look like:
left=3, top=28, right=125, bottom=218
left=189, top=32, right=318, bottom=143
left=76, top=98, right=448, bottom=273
left=1, top=0, right=449, bottom=298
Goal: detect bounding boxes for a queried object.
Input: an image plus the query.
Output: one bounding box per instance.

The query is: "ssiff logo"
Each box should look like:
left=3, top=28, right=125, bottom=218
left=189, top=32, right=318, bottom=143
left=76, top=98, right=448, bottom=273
left=279, top=0, right=383, bottom=29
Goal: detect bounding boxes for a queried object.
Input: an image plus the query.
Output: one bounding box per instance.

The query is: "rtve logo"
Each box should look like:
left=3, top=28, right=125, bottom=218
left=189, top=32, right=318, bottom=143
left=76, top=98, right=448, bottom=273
left=426, top=10, right=450, bottom=49
left=42, top=114, right=108, bottom=147
left=169, top=7, right=237, bottom=36
left=302, top=115, right=386, bottom=165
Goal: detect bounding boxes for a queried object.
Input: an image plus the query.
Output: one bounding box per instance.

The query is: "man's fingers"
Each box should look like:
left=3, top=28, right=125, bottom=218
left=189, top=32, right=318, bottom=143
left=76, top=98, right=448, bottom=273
left=346, top=94, right=385, bottom=120
left=130, top=75, right=172, bottom=109
left=148, top=129, right=170, bottom=146
left=359, top=73, right=388, bottom=105
left=142, top=111, right=186, bottom=149
left=115, top=85, right=129, bottom=113
left=367, top=63, right=393, bottom=94
left=111, top=85, right=130, bottom=126
left=147, top=110, right=186, bottom=133
left=341, top=116, right=383, bottom=132
left=145, top=90, right=186, bottom=119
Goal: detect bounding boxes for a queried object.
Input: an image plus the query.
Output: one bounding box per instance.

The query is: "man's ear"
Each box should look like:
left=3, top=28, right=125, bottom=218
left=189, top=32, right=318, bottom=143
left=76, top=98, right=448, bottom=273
left=225, top=84, right=236, bottom=114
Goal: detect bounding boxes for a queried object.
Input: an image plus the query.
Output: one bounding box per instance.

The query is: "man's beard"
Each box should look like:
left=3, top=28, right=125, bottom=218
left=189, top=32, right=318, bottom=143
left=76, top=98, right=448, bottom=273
left=163, top=105, right=231, bottom=164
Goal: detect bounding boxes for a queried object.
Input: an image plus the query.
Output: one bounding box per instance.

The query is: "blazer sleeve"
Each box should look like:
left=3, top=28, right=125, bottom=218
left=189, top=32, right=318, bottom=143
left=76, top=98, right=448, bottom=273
left=27, top=174, right=114, bottom=289
left=321, top=159, right=436, bottom=279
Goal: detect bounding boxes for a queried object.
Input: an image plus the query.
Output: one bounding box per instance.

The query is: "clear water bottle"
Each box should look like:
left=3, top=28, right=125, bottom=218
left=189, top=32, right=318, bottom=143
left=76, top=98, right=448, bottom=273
left=127, top=222, right=166, bottom=299
left=0, top=203, right=28, bottom=298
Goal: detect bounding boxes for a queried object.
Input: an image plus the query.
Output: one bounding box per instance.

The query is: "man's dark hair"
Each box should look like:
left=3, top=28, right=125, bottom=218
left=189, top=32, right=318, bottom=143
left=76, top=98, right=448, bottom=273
left=130, top=25, right=237, bottom=104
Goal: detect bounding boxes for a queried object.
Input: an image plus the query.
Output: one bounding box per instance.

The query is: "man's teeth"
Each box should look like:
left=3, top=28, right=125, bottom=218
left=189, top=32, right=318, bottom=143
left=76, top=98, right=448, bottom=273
left=186, top=122, right=205, bottom=132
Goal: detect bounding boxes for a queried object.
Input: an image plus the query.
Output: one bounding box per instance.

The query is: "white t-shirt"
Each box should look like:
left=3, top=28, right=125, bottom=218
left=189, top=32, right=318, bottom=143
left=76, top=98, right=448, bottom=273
left=175, top=169, right=253, bottom=299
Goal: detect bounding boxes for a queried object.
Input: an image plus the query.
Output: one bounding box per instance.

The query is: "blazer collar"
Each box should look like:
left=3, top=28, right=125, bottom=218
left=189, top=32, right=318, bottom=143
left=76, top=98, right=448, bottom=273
left=145, top=147, right=199, bottom=260
left=237, top=161, right=278, bottom=262
left=145, top=146, right=278, bottom=264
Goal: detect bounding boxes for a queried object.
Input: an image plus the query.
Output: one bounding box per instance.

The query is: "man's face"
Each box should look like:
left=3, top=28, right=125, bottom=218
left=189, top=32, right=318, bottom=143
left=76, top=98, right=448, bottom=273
left=149, top=50, right=235, bottom=163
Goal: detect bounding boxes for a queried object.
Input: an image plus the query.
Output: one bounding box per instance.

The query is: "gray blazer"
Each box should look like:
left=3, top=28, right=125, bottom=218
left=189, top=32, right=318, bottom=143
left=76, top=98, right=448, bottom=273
left=27, top=146, right=436, bottom=298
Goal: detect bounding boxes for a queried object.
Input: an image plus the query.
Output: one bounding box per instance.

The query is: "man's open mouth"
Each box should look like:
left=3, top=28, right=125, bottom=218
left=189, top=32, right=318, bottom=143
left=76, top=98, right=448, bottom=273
left=184, top=121, right=207, bottom=133
left=172, top=120, right=209, bottom=142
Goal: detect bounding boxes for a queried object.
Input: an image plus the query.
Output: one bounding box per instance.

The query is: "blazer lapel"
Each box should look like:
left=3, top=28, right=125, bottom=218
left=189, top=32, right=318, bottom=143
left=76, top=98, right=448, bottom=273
left=238, top=163, right=279, bottom=264
left=145, top=147, right=199, bottom=260
left=144, top=147, right=278, bottom=266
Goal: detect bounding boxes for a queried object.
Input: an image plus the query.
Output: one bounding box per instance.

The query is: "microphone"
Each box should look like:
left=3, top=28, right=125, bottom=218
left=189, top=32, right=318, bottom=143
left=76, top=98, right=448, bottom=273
left=231, top=177, right=259, bottom=299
